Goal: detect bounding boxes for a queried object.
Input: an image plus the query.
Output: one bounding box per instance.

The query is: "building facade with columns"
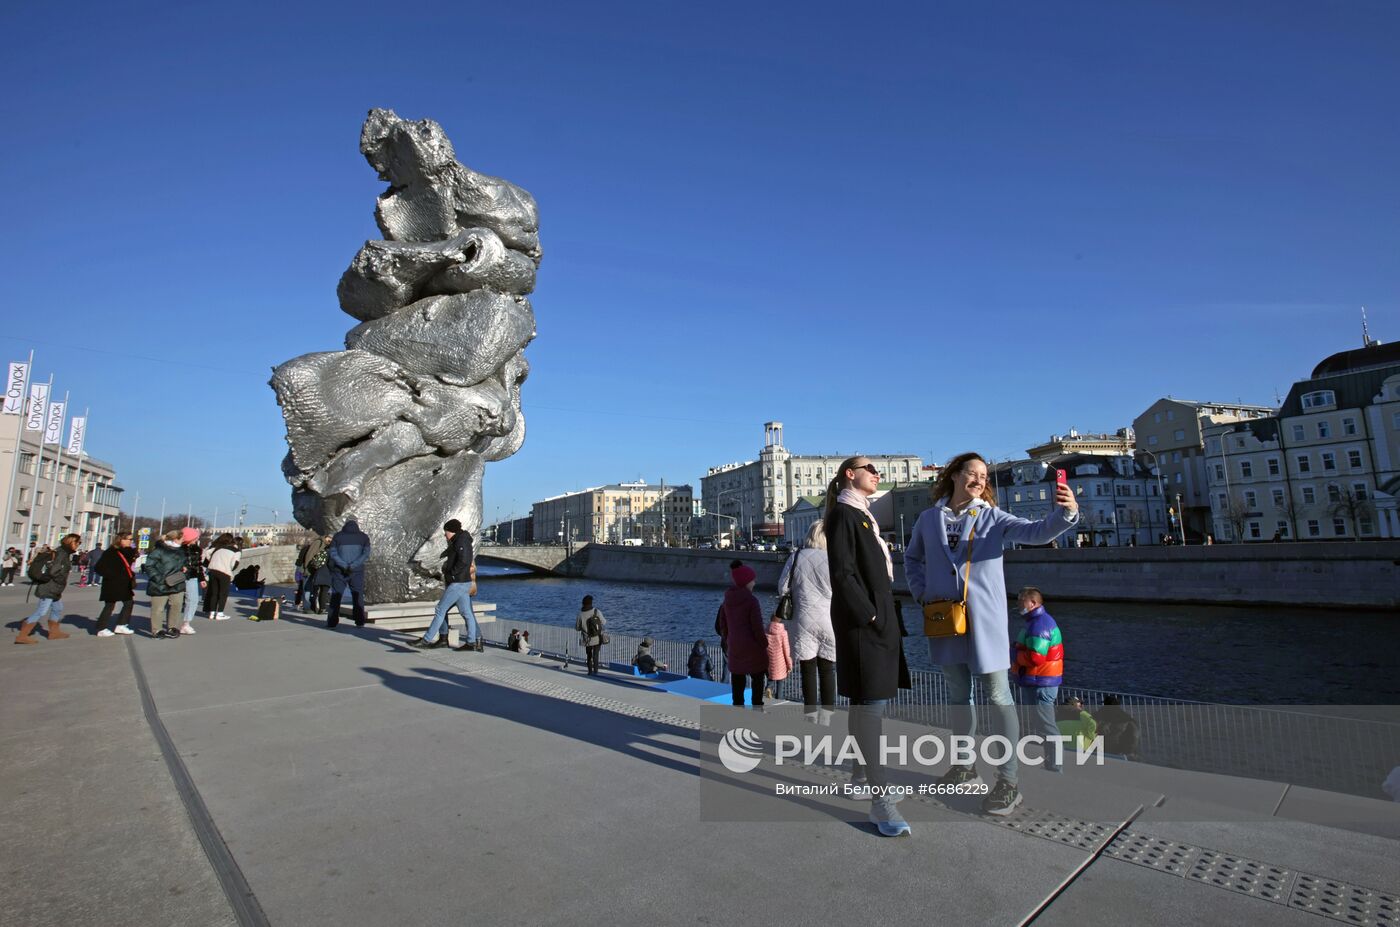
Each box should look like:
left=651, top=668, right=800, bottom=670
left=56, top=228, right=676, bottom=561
left=701, top=422, right=922, bottom=541
left=1203, top=339, right=1400, bottom=541
left=532, top=482, right=694, bottom=546
left=0, top=413, right=123, bottom=553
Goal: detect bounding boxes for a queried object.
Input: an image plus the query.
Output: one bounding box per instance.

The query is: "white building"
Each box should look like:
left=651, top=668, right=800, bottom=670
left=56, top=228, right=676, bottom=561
left=701, top=422, right=922, bottom=542
left=532, top=482, right=694, bottom=545
left=1, top=413, right=123, bottom=552
left=996, top=454, right=1165, bottom=547
left=1203, top=338, right=1400, bottom=541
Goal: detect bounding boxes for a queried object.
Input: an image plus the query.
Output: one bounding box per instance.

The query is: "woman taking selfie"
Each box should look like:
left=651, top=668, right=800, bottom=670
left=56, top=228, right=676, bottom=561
left=905, top=452, right=1078, bottom=816
left=825, top=455, right=911, bottom=838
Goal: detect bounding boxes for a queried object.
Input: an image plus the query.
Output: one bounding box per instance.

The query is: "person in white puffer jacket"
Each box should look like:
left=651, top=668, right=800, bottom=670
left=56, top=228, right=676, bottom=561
left=203, top=534, right=241, bottom=620
left=777, top=520, right=836, bottom=723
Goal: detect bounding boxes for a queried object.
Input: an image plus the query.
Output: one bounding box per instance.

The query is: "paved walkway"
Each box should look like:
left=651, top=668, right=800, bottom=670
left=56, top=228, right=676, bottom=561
left=3, top=581, right=1398, bottom=927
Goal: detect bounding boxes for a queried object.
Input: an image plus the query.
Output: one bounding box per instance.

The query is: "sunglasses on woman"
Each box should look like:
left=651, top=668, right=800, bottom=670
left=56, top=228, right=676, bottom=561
left=851, top=464, right=880, bottom=476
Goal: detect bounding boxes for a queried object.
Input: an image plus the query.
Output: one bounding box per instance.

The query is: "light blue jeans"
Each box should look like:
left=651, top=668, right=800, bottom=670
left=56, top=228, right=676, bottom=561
left=184, top=578, right=202, bottom=622
left=1019, top=683, right=1061, bottom=771
left=25, top=598, right=63, bottom=625
left=942, top=664, right=1020, bottom=785
left=424, top=583, right=477, bottom=644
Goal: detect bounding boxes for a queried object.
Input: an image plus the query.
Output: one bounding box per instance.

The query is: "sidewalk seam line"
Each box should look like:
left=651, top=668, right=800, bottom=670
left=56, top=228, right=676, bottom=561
left=1016, top=805, right=1145, bottom=927
left=125, top=637, right=272, bottom=927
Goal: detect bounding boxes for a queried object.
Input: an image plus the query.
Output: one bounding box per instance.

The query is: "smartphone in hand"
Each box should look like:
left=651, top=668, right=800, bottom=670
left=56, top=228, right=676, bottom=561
left=1055, top=469, right=1068, bottom=486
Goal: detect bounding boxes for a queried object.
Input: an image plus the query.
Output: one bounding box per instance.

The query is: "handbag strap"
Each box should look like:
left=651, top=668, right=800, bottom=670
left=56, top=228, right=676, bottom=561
left=957, top=514, right=978, bottom=606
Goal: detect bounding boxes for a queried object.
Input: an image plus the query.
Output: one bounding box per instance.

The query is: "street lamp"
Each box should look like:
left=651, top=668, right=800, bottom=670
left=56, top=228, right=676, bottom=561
left=1138, top=449, right=1168, bottom=543
left=717, top=487, right=744, bottom=547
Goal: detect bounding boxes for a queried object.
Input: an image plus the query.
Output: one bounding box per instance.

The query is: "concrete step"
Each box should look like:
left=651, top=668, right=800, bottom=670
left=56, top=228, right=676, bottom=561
left=370, top=612, right=497, bottom=632
left=363, top=601, right=496, bottom=619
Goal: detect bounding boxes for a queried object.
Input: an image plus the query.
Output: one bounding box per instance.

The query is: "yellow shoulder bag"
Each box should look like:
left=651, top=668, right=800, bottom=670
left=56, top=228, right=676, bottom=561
left=922, top=515, right=975, bottom=638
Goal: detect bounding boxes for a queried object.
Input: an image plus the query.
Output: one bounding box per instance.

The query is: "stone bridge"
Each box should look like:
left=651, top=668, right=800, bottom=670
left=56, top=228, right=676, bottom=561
left=477, top=543, right=580, bottom=575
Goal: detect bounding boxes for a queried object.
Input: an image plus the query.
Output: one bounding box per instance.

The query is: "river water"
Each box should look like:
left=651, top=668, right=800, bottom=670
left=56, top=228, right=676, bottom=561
left=477, top=566, right=1399, bottom=705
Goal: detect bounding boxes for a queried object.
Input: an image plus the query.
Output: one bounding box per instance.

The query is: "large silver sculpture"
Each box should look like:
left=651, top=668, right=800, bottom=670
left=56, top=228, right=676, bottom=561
left=270, top=109, right=538, bottom=603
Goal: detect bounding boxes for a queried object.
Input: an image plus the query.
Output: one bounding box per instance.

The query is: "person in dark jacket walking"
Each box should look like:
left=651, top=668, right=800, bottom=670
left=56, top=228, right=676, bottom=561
left=687, top=639, right=713, bottom=680
left=327, top=520, right=371, bottom=628
left=145, top=530, right=191, bottom=638
left=719, top=562, right=768, bottom=706
left=94, top=532, right=138, bottom=637
left=412, top=519, right=480, bottom=649
left=576, top=595, right=607, bottom=675
left=15, top=533, right=81, bottom=644
left=825, top=456, right=912, bottom=837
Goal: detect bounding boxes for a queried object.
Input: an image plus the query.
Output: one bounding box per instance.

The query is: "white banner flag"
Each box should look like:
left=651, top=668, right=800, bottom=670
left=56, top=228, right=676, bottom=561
left=67, top=416, right=86, bottom=456
left=3, top=362, right=26, bottom=415
left=44, top=400, right=65, bottom=445
left=25, top=383, right=48, bottom=431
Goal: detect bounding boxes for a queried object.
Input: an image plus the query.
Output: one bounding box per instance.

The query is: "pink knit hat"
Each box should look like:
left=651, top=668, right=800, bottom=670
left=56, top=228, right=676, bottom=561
left=181, top=527, right=201, bottom=544
left=731, top=563, right=756, bottom=587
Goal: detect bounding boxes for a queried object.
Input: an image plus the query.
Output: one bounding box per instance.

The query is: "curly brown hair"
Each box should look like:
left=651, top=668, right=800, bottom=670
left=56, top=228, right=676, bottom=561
left=930, top=452, right=999, bottom=507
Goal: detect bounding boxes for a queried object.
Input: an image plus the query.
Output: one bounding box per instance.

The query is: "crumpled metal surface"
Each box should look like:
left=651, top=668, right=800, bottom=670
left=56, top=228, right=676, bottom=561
left=270, top=108, right=538, bottom=603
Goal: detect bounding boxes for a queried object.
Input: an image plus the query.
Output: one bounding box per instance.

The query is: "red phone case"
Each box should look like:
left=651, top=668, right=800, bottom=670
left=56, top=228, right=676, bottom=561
left=1055, top=469, right=1068, bottom=485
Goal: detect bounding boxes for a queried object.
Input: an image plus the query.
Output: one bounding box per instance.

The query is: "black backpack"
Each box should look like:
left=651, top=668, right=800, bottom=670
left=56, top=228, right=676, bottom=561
left=585, top=609, right=608, bottom=644
left=26, top=552, right=52, bottom=584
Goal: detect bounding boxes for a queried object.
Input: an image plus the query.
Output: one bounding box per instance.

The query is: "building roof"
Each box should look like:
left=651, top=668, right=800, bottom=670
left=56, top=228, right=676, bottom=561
left=1310, top=340, right=1400, bottom=378
left=1278, top=363, right=1399, bottom=418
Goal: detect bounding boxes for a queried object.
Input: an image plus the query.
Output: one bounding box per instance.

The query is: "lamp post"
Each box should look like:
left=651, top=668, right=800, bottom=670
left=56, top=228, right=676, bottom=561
left=718, top=487, right=744, bottom=548
left=1138, top=448, right=1168, bottom=543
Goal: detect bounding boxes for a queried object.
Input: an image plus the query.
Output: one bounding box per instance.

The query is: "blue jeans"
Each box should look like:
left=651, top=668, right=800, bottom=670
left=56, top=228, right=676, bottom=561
left=849, top=698, right=890, bottom=789
left=1019, top=684, right=1061, bottom=771
left=184, top=578, right=202, bottom=622
left=25, top=598, right=63, bottom=625
left=425, top=583, right=477, bottom=643
left=942, top=664, right=1020, bottom=786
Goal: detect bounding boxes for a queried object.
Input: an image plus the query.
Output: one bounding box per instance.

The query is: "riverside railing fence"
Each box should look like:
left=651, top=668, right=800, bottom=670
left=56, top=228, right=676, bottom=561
left=480, top=617, right=1400, bottom=800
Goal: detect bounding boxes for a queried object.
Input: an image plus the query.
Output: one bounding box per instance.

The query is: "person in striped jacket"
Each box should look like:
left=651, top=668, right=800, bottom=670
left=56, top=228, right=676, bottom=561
left=1012, top=586, right=1066, bottom=772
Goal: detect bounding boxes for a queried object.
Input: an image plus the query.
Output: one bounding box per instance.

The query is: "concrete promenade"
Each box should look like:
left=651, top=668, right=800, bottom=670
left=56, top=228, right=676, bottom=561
left=3, top=580, right=1398, bottom=926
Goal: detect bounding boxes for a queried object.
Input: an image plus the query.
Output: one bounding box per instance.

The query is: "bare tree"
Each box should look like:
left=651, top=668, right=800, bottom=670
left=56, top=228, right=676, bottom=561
left=1330, top=489, right=1374, bottom=538
left=1276, top=491, right=1301, bottom=539
left=1223, top=497, right=1251, bottom=543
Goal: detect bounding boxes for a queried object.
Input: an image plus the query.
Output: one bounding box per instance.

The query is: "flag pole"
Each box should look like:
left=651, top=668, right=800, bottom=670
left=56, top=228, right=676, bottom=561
left=18, top=375, right=53, bottom=562
left=0, top=351, right=34, bottom=560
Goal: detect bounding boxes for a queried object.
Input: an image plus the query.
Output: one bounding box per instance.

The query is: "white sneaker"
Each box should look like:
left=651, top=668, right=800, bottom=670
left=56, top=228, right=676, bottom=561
left=114, top=625, right=134, bottom=635
left=180, top=623, right=197, bottom=635
left=214, top=612, right=230, bottom=621
left=97, top=629, right=115, bottom=638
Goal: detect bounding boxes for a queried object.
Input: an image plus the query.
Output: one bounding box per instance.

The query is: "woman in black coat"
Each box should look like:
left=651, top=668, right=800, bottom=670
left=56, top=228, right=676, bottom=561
left=824, top=456, right=911, bottom=837
left=94, top=532, right=138, bottom=636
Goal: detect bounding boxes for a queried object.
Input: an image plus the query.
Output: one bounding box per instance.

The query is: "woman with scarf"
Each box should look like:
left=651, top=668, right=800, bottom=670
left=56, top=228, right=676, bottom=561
left=825, top=456, right=911, bottom=837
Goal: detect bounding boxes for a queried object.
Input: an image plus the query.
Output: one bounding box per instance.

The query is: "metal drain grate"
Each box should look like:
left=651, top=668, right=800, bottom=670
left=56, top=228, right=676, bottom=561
left=1291, top=874, right=1399, bottom=926
left=1103, top=831, right=1202, bottom=875
left=1186, top=850, right=1293, bottom=902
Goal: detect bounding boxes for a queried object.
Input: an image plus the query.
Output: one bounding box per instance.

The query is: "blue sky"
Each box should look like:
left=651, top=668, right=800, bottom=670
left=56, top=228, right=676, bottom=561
left=2, top=0, right=1396, bottom=527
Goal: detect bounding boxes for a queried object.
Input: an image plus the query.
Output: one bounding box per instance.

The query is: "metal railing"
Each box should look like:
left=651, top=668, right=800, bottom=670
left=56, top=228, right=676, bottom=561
left=481, top=617, right=1400, bottom=799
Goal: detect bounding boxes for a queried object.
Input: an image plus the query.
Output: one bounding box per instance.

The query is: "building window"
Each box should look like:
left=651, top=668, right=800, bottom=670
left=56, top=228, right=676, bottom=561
left=1327, top=484, right=1341, bottom=503
left=1167, top=409, right=1175, bottom=421
left=1217, top=493, right=1228, bottom=509
left=1272, top=489, right=1285, bottom=507
left=1267, top=458, right=1280, bottom=476
left=1302, top=487, right=1316, bottom=504
left=1248, top=522, right=1261, bottom=539
left=1301, top=390, right=1336, bottom=409
left=1244, top=490, right=1257, bottom=508
left=1321, top=452, right=1337, bottom=471
left=18, top=487, right=28, bottom=503
left=1347, top=449, right=1362, bottom=469
left=1360, top=516, right=1374, bottom=536
left=1342, top=417, right=1357, bottom=435
left=1214, top=464, right=1224, bottom=481
left=1307, top=519, right=1321, bottom=537
left=1276, top=521, right=1290, bottom=538
left=1317, top=421, right=1331, bottom=439
left=1296, top=454, right=1311, bottom=473
left=1173, top=451, right=1182, bottom=463
left=1153, top=412, right=1162, bottom=424
left=1353, top=483, right=1369, bottom=500
left=1240, top=461, right=1253, bottom=478
left=36, top=491, right=44, bottom=505
left=1333, top=518, right=1346, bottom=537
left=1013, top=491, right=1021, bottom=502
left=1147, top=434, right=1158, bottom=446
left=1174, top=472, right=1182, bottom=483
left=1292, top=424, right=1305, bottom=441
left=1038, top=489, right=1047, bottom=500
left=1173, top=429, right=1185, bottom=441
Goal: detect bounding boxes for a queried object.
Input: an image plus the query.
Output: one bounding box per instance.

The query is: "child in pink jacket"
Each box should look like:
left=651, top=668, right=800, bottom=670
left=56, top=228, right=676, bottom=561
left=765, top=612, right=793, bottom=700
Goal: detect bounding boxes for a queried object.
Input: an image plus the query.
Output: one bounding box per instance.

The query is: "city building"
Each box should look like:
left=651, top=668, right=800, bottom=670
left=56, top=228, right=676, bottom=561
left=701, top=422, right=922, bottom=542
left=484, top=515, right=533, bottom=544
left=782, top=496, right=824, bottom=546
left=1, top=413, right=123, bottom=552
left=532, top=482, right=694, bottom=546
left=1132, top=398, right=1275, bottom=539
left=235, top=522, right=315, bottom=546
left=997, top=454, right=1166, bottom=547
left=1203, top=337, right=1400, bottom=541
left=1025, top=428, right=1135, bottom=460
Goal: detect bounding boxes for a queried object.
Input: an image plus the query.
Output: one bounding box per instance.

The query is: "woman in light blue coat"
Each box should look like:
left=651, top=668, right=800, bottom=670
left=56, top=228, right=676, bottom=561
left=905, top=452, right=1078, bottom=816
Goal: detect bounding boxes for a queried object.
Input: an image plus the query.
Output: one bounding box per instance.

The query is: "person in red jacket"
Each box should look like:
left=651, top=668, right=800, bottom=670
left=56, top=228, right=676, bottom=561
left=719, top=562, right=768, bottom=706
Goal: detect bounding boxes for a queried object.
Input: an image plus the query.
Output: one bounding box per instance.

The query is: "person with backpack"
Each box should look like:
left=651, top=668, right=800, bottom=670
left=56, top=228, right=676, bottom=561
left=15, top=534, right=80, bottom=644
left=145, top=529, right=191, bottom=638
left=203, top=533, right=240, bottom=620
left=576, top=595, right=607, bottom=675
left=308, top=535, right=333, bottom=613
left=94, top=532, right=138, bottom=637
left=326, top=520, right=371, bottom=629
left=412, top=519, right=478, bottom=648
left=687, top=640, right=713, bottom=680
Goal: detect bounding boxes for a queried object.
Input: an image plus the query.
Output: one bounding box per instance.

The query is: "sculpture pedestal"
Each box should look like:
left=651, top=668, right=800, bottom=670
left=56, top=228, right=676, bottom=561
left=364, top=600, right=496, bottom=645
